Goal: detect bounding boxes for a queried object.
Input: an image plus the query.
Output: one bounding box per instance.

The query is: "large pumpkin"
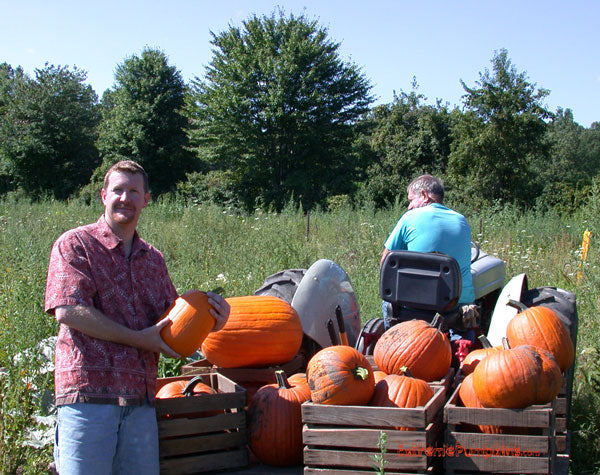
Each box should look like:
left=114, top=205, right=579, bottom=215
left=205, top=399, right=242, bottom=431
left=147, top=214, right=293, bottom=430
left=472, top=343, right=544, bottom=408
left=307, top=346, right=375, bottom=405
left=248, top=370, right=311, bottom=466
left=373, top=317, right=451, bottom=381
left=159, top=290, right=215, bottom=358
left=201, top=296, right=303, bottom=368
left=506, top=302, right=574, bottom=372
left=458, top=373, right=504, bottom=434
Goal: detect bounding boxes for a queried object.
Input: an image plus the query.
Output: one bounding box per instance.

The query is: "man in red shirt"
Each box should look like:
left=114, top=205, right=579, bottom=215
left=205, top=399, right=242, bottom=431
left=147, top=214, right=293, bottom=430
left=45, top=160, right=230, bottom=474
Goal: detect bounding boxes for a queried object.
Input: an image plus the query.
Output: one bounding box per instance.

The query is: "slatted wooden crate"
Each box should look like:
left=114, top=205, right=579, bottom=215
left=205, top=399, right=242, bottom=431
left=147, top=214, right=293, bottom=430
left=301, top=385, right=446, bottom=474
left=181, top=353, right=305, bottom=403
left=156, top=372, right=248, bottom=474
left=443, top=382, right=560, bottom=474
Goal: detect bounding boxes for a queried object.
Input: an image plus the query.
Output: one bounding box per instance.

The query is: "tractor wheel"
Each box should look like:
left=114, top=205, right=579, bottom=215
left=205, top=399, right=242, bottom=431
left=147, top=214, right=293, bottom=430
left=253, top=268, right=306, bottom=303
left=521, top=286, right=577, bottom=423
left=354, top=317, right=387, bottom=355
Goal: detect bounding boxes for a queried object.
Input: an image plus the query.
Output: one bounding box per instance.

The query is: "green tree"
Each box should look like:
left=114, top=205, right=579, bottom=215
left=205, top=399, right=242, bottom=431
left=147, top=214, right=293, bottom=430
left=357, top=81, right=452, bottom=207
left=187, top=10, right=373, bottom=210
left=537, top=108, right=599, bottom=208
left=95, top=48, right=195, bottom=196
left=447, top=49, right=552, bottom=207
left=0, top=64, right=100, bottom=198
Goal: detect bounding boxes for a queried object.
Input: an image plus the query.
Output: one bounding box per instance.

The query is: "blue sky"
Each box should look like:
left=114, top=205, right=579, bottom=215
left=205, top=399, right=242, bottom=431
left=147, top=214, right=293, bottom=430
left=3, top=0, right=598, bottom=127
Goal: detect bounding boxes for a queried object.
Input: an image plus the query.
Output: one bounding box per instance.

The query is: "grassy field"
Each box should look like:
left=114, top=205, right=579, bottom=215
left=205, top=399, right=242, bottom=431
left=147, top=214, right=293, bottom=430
left=1, top=196, right=599, bottom=474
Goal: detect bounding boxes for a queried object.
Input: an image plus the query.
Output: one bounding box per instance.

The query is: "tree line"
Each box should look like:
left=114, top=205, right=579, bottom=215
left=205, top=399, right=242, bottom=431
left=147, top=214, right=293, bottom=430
left=1, top=11, right=598, bottom=212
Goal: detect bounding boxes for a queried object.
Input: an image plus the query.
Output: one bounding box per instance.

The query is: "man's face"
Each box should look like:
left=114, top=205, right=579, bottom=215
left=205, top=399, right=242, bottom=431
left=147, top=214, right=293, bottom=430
left=407, top=188, right=429, bottom=210
left=101, top=171, right=149, bottom=228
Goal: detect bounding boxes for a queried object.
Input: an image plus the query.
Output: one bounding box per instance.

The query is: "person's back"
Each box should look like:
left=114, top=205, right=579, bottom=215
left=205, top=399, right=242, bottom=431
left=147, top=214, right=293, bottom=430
left=384, top=202, right=475, bottom=304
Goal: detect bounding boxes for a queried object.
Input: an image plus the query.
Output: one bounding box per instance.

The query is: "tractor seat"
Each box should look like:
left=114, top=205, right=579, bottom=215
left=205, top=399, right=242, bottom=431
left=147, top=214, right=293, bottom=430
left=380, top=250, right=462, bottom=327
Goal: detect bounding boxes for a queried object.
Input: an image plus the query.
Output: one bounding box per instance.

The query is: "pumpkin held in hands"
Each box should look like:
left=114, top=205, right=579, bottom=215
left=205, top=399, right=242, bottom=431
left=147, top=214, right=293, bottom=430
left=159, top=290, right=215, bottom=358
left=202, top=295, right=303, bottom=368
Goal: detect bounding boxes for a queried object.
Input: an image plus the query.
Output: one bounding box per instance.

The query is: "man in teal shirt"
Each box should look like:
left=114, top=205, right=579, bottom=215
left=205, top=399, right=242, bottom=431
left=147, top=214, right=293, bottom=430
left=381, top=175, right=475, bottom=336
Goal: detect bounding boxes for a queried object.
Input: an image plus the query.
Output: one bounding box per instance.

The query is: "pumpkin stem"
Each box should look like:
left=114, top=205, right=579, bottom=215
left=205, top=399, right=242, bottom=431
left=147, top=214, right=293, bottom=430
left=275, top=369, right=292, bottom=389
left=399, top=366, right=413, bottom=378
left=501, top=337, right=511, bottom=350
left=182, top=375, right=205, bottom=396
left=477, top=334, right=493, bottom=349
left=353, top=366, right=371, bottom=381
left=507, top=299, right=529, bottom=312
left=431, top=313, right=444, bottom=330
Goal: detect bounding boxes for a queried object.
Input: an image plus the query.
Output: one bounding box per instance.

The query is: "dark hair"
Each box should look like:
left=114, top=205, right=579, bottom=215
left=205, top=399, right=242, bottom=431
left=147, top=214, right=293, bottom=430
left=407, top=174, right=444, bottom=203
left=103, top=161, right=149, bottom=193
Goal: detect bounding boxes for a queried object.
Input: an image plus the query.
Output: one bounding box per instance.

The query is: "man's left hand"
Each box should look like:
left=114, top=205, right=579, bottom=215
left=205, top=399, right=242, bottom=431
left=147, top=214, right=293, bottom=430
left=206, top=291, right=230, bottom=332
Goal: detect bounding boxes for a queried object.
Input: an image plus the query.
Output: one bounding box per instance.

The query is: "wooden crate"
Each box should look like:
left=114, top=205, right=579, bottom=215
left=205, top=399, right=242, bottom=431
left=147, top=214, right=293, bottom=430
left=156, top=372, right=248, bottom=474
left=443, top=382, right=560, bottom=474
left=301, top=385, right=446, bottom=474
left=181, top=353, right=305, bottom=403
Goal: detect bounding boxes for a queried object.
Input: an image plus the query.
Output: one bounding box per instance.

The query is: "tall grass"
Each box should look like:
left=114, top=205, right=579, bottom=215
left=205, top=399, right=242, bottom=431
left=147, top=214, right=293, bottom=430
left=0, top=197, right=598, bottom=473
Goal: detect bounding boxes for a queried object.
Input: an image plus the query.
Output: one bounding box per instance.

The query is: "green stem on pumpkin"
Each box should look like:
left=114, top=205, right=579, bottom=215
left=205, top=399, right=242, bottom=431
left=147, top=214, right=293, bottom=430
left=501, top=337, right=511, bottom=350
left=354, top=366, right=371, bottom=380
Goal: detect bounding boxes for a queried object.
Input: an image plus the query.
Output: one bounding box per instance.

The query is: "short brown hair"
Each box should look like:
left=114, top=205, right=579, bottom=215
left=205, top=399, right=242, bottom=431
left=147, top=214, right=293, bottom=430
left=407, top=174, right=444, bottom=203
left=103, top=161, right=149, bottom=192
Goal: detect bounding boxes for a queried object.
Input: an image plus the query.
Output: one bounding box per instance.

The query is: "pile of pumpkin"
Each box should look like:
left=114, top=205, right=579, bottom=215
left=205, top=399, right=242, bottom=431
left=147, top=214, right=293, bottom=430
left=456, top=300, right=575, bottom=434
left=247, top=316, right=454, bottom=466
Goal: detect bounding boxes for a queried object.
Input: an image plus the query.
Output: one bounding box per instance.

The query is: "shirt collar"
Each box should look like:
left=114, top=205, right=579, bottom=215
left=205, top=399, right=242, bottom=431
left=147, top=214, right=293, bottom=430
left=96, top=215, right=149, bottom=256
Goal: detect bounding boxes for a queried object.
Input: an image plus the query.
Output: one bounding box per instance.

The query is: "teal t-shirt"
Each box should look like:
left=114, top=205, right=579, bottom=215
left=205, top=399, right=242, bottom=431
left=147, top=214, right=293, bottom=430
left=384, top=203, right=475, bottom=304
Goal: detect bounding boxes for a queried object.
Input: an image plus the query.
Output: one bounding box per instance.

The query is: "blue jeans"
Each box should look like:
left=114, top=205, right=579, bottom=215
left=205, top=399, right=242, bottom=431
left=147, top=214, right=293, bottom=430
left=55, top=402, right=159, bottom=475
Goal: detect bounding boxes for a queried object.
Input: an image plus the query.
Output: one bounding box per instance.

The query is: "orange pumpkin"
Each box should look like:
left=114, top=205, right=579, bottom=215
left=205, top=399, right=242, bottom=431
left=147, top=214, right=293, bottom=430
left=373, top=317, right=451, bottom=382
left=472, top=343, right=544, bottom=408
left=369, top=371, right=433, bottom=408
left=532, top=347, right=562, bottom=404
left=506, top=302, right=574, bottom=372
left=159, top=290, right=215, bottom=358
left=201, top=296, right=303, bottom=368
left=248, top=370, right=311, bottom=466
left=155, top=376, right=218, bottom=418
left=458, top=373, right=503, bottom=434
left=373, top=370, right=388, bottom=384
left=460, top=335, right=501, bottom=376
left=307, top=346, right=375, bottom=405
left=287, top=373, right=308, bottom=386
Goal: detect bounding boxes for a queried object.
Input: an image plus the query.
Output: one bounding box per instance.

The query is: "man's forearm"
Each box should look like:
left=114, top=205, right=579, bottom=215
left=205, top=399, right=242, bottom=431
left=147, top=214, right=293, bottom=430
left=54, top=305, right=179, bottom=357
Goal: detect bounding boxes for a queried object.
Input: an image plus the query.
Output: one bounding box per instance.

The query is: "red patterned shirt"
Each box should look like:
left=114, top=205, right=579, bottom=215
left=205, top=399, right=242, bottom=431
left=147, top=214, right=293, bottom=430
left=45, top=215, right=178, bottom=406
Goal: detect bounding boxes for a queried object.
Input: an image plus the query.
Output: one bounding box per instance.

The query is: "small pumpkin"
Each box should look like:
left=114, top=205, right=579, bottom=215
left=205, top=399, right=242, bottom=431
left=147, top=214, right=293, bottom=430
left=307, top=346, right=375, bottom=405
left=460, top=335, right=501, bottom=376
left=248, top=370, right=311, bottom=466
left=472, top=340, right=544, bottom=409
left=373, top=370, right=388, bottom=384
left=202, top=295, right=303, bottom=368
left=506, top=300, right=575, bottom=372
left=532, top=347, right=563, bottom=405
left=287, top=372, right=308, bottom=386
left=369, top=369, right=433, bottom=408
left=159, top=290, right=215, bottom=358
left=373, top=316, right=451, bottom=381
left=155, top=376, right=218, bottom=418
